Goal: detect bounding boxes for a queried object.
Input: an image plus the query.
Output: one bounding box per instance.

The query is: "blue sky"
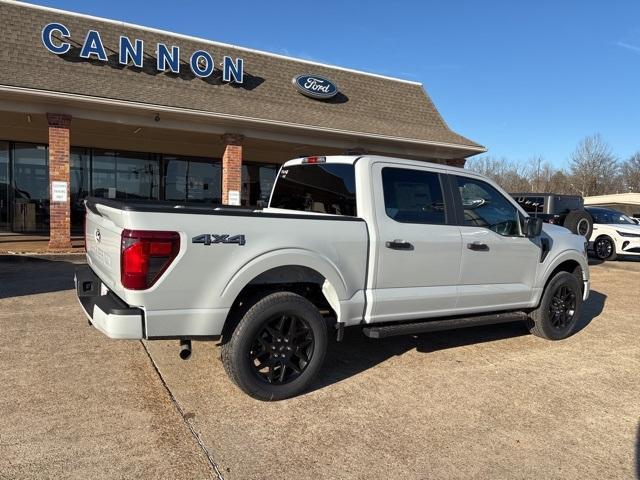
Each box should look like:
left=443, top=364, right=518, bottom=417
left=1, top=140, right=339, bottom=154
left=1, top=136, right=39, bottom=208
left=29, top=0, right=640, bottom=167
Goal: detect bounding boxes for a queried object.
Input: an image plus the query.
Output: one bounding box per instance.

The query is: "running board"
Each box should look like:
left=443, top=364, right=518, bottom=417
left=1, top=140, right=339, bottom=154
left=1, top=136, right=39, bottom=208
left=362, top=311, right=529, bottom=339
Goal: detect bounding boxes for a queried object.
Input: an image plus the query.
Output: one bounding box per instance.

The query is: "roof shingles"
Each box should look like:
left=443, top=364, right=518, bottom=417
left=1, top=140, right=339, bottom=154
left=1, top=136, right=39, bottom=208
left=0, top=2, right=482, bottom=150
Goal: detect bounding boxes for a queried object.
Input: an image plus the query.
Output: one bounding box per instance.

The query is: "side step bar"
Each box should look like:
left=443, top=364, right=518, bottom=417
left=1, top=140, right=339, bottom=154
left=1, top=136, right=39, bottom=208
left=362, top=311, right=529, bottom=339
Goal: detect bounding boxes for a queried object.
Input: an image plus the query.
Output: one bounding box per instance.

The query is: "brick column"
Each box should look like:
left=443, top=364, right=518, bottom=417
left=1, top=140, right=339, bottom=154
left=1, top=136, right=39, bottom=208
left=446, top=158, right=466, bottom=168
left=47, top=113, right=72, bottom=250
left=221, top=133, right=243, bottom=205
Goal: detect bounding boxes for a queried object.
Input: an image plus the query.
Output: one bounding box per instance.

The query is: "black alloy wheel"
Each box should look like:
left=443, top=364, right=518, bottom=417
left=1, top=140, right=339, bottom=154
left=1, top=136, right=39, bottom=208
left=549, top=284, right=577, bottom=330
left=249, top=314, right=314, bottom=385
left=527, top=271, right=582, bottom=340
left=221, top=291, right=328, bottom=401
left=594, top=237, right=615, bottom=260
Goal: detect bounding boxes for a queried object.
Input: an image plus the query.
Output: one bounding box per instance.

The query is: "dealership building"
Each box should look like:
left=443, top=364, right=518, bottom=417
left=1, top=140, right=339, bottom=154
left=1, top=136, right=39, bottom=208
left=0, top=0, right=484, bottom=249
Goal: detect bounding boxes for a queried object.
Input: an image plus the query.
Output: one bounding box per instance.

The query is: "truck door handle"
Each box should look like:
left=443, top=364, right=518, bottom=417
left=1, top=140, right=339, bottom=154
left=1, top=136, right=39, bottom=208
left=385, top=240, right=414, bottom=250
left=467, top=241, right=489, bottom=251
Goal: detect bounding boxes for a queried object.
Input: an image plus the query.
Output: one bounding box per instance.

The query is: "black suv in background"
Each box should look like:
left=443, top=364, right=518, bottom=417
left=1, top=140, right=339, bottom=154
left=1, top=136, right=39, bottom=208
left=510, top=193, right=593, bottom=238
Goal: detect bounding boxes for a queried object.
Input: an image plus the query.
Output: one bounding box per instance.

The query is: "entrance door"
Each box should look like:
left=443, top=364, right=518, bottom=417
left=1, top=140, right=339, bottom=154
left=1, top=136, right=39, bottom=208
left=12, top=143, right=49, bottom=233
left=0, top=142, right=8, bottom=231
left=453, top=174, right=540, bottom=311
left=369, top=163, right=462, bottom=323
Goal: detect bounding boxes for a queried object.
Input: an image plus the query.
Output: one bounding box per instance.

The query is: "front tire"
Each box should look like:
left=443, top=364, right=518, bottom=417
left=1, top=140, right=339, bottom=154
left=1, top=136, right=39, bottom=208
left=593, top=236, right=617, bottom=261
left=221, top=291, right=328, bottom=401
left=528, top=271, right=582, bottom=340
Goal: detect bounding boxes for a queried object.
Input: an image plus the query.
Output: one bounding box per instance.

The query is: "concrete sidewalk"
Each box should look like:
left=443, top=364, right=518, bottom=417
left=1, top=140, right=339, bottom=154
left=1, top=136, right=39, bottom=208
left=1, top=257, right=639, bottom=479
left=146, top=261, right=640, bottom=480
left=0, top=233, right=85, bottom=254
left=0, top=257, right=216, bottom=479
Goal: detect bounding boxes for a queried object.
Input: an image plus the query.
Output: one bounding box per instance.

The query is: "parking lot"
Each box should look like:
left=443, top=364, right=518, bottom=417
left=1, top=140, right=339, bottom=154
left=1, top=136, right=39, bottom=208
left=1, top=256, right=638, bottom=479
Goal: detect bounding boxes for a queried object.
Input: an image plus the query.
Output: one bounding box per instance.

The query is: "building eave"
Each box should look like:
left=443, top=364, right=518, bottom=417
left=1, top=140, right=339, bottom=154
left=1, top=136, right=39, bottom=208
left=0, top=84, right=487, bottom=155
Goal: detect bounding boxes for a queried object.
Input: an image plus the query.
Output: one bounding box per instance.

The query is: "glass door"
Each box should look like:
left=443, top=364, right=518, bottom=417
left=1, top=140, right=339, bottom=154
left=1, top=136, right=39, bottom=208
left=12, top=143, right=49, bottom=232
left=0, top=142, right=8, bottom=231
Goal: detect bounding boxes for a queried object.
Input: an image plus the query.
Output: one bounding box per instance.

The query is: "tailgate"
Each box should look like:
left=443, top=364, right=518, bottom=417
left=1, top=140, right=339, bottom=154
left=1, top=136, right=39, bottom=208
left=85, top=202, right=125, bottom=295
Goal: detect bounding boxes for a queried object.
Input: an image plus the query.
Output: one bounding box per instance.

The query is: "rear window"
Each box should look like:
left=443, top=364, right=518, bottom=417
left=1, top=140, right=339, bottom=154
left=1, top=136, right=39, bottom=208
left=554, top=196, right=583, bottom=213
left=269, top=163, right=357, bottom=216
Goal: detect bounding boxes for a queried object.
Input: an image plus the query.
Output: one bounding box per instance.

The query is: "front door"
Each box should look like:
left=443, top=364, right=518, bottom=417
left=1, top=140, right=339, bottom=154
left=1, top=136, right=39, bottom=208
left=453, top=174, right=540, bottom=311
left=369, top=163, right=462, bottom=323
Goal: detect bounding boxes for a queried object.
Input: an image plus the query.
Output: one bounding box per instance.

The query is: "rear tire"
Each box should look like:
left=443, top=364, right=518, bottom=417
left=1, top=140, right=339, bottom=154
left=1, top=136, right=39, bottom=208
left=564, top=210, right=593, bottom=238
left=528, top=271, right=582, bottom=340
left=221, top=291, right=328, bottom=401
left=593, top=235, right=617, bottom=261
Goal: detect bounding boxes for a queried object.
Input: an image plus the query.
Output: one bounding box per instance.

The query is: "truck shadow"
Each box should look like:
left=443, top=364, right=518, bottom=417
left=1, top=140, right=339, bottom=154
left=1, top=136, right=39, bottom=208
left=311, top=290, right=607, bottom=393
left=0, top=256, right=83, bottom=299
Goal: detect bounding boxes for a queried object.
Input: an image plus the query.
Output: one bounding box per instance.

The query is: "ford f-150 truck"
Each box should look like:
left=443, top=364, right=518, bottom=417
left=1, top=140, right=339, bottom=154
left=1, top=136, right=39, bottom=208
left=76, top=155, right=590, bottom=400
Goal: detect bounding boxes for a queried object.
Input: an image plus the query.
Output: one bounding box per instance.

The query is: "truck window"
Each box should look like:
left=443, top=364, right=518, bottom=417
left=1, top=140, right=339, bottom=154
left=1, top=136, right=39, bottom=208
left=554, top=196, right=583, bottom=213
left=456, top=176, right=521, bottom=236
left=269, top=163, right=356, bottom=216
left=381, top=167, right=446, bottom=224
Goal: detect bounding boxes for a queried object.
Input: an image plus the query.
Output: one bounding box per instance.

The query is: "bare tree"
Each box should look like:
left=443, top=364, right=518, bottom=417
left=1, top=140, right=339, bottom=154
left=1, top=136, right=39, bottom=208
left=620, top=152, right=640, bottom=192
left=465, top=156, right=531, bottom=192
left=568, top=134, right=619, bottom=196
left=527, top=156, right=545, bottom=192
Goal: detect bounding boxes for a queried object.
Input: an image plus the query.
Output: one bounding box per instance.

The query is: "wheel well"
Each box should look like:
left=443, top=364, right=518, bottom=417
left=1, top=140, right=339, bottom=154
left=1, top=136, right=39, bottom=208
left=594, top=234, right=613, bottom=242
left=221, top=266, right=336, bottom=340
left=545, top=260, right=583, bottom=290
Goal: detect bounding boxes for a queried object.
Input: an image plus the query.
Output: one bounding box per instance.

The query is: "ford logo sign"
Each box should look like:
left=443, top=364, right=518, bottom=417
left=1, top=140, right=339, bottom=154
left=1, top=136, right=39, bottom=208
left=292, top=74, right=338, bottom=99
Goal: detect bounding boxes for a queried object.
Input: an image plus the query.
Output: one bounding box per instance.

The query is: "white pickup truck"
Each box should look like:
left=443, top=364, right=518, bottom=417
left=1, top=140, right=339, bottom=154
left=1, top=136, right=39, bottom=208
left=76, top=155, right=590, bottom=400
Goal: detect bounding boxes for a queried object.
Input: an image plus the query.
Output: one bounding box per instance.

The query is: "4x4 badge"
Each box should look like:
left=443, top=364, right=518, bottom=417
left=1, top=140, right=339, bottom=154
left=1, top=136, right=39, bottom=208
left=192, top=234, right=245, bottom=246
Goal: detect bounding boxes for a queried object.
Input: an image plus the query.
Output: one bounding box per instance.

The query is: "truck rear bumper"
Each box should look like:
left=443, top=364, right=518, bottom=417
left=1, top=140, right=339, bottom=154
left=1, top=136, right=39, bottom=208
left=75, top=265, right=144, bottom=339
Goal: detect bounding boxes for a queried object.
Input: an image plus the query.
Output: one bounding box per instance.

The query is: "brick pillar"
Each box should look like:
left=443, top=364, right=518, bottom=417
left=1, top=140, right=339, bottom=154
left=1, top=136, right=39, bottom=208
left=47, top=113, right=72, bottom=250
left=446, top=158, right=467, bottom=168
left=221, top=133, right=243, bottom=205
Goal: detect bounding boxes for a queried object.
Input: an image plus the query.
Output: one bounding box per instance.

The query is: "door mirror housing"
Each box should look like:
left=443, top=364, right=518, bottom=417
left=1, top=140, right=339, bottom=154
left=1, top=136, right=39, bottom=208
left=524, top=217, right=543, bottom=238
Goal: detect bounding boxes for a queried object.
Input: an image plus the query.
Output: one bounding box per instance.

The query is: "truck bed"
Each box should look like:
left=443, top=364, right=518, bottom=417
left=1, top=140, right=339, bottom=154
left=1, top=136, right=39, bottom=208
left=83, top=197, right=369, bottom=338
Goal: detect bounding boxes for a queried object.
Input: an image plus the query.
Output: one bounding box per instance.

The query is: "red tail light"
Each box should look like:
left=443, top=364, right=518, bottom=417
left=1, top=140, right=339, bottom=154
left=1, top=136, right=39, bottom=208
left=121, top=229, right=180, bottom=290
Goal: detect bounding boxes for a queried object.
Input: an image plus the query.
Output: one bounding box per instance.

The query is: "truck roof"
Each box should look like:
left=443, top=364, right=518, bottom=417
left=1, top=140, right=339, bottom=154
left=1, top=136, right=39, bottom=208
left=510, top=193, right=583, bottom=199
left=283, top=155, right=469, bottom=173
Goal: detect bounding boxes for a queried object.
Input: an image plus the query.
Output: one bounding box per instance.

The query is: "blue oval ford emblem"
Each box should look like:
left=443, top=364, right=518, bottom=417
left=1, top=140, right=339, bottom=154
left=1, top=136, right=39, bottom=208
left=292, top=74, right=338, bottom=99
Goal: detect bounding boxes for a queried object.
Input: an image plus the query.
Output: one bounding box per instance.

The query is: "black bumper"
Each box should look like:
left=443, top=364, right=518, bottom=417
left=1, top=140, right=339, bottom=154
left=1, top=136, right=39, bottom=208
left=75, top=265, right=143, bottom=321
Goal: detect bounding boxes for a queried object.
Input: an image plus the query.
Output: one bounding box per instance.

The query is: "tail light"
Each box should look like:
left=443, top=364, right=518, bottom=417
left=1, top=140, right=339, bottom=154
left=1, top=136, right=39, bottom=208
left=121, top=229, right=180, bottom=290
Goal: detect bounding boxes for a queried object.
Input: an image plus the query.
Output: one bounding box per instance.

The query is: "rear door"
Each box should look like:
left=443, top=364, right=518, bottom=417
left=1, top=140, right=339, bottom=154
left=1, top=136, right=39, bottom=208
left=369, top=163, right=462, bottom=323
left=452, top=174, right=540, bottom=311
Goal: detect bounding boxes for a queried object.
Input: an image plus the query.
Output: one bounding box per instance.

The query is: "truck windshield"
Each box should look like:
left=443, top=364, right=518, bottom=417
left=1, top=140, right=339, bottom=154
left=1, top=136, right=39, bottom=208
left=269, top=163, right=357, bottom=216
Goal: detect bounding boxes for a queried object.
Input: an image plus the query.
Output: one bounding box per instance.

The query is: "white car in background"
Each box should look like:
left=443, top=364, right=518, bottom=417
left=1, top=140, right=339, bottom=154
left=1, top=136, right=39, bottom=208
left=586, top=207, right=640, bottom=260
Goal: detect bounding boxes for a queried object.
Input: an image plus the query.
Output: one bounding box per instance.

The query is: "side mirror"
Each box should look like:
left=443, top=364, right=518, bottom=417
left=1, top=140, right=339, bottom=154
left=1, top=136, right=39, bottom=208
left=524, top=217, right=543, bottom=238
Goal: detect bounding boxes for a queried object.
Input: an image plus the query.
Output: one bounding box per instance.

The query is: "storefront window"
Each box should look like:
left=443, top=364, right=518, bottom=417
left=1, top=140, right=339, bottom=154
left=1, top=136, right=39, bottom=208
left=0, top=142, right=277, bottom=234
left=92, top=149, right=159, bottom=200
left=163, top=156, right=221, bottom=204
left=70, top=147, right=90, bottom=233
left=12, top=143, right=48, bottom=232
left=0, top=142, right=8, bottom=231
left=91, top=150, right=117, bottom=199
left=241, top=162, right=278, bottom=207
